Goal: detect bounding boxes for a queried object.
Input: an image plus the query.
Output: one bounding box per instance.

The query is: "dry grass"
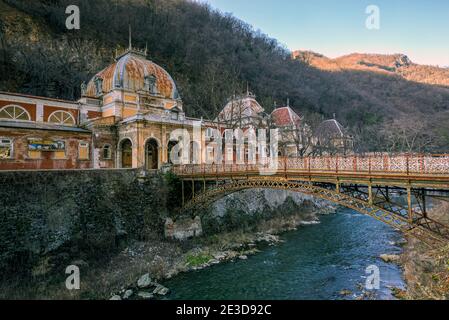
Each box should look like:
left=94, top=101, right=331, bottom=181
left=402, top=201, right=449, bottom=300
left=0, top=240, right=185, bottom=300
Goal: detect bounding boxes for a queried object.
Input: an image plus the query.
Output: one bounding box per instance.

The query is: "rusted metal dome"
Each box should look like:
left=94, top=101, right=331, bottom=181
left=85, top=49, right=180, bottom=100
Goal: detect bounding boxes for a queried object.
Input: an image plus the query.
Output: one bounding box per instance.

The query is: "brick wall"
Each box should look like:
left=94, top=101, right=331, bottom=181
left=0, top=127, right=92, bottom=170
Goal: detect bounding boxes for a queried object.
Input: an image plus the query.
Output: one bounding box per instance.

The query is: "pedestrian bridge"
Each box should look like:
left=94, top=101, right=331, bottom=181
left=173, top=154, right=449, bottom=246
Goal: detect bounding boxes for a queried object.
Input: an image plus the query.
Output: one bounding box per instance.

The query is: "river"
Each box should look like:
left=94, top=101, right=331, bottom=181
left=163, top=208, right=406, bottom=300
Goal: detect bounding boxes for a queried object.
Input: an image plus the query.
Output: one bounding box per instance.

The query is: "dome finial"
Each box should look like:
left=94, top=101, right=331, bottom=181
left=129, top=24, right=132, bottom=50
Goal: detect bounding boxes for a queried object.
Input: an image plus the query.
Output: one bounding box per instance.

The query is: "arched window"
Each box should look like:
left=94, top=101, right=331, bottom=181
left=103, top=144, right=112, bottom=160
left=48, top=111, right=76, bottom=126
left=0, top=105, right=31, bottom=121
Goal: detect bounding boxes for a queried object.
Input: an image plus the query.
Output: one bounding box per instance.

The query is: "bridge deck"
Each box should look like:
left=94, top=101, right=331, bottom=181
left=173, top=155, right=449, bottom=245
left=174, top=155, right=449, bottom=188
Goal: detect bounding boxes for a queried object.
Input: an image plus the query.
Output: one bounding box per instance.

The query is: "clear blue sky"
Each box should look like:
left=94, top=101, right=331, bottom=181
left=205, top=0, right=449, bottom=66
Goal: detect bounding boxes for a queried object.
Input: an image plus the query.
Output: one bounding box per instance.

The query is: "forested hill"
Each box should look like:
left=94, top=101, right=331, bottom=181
left=293, top=51, right=449, bottom=87
left=1, top=0, right=449, bottom=152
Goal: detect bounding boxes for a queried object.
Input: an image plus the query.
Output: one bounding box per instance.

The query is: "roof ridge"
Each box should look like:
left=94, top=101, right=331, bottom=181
left=287, top=106, right=294, bottom=122
left=333, top=119, right=344, bottom=136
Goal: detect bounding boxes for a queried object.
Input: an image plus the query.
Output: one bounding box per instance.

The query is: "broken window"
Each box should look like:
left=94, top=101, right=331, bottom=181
left=79, top=142, right=90, bottom=160
left=0, top=138, right=13, bottom=159
left=103, top=144, right=112, bottom=159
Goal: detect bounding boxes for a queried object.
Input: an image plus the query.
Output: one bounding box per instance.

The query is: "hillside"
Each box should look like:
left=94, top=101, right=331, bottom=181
left=1, top=0, right=449, bottom=152
left=292, top=51, right=449, bottom=87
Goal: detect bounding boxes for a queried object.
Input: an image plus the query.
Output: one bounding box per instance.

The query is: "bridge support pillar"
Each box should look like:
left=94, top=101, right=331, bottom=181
left=407, top=187, right=413, bottom=224
left=182, top=180, right=185, bottom=207
left=422, top=189, right=427, bottom=218
left=368, top=184, right=373, bottom=205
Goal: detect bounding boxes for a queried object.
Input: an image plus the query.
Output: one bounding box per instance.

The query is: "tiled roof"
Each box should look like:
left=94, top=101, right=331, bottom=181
left=315, top=119, right=349, bottom=139
left=271, top=106, right=302, bottom=127
left=0, top=120, right=91, bottom=133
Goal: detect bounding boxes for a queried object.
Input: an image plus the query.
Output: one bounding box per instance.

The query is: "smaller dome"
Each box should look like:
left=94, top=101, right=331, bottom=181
left=216, top=93, right=264, bottom=122
left=85, top=50, right=180, bottom=100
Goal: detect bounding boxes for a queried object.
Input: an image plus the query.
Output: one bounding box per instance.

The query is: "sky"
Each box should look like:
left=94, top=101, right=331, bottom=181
left=204, top=0, right=449, bottom=66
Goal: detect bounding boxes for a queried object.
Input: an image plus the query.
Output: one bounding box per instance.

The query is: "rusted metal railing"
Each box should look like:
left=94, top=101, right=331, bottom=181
left=173, top=154, right=449, bottom=177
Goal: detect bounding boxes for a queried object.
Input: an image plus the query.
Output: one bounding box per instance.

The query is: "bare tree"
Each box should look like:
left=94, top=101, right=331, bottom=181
left=381, top=115, right=436, bottom=153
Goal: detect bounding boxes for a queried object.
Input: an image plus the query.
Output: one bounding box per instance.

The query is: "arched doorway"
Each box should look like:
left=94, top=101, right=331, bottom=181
left=145, top=139, right=159, bottom=170
left=121, top=139, right=133, bottom=168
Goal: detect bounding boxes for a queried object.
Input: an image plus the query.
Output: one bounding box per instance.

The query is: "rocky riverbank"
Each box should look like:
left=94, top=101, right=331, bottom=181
left=0, top=188, right=336, bottom=300
left=108, top=206, right=334, bottom=300
left=399, top=201, right=449, bottom=300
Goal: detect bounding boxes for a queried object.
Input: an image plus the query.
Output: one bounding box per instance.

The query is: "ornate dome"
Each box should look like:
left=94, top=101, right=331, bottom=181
left=85, top=49, right=180, bottom=100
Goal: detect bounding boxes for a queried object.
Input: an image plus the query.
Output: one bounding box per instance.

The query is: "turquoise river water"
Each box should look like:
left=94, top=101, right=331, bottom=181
left=163, top=208, right=406, bottom=300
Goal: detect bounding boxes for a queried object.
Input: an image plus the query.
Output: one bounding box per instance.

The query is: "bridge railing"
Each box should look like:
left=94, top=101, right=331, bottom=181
left=173, top=154, right=449, bottom=176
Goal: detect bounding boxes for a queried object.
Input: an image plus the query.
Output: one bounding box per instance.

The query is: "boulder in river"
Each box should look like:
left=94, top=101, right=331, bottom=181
left=213, top=253, right=226, bottom=261
left=123, top=290, right=133, bottom=300
left=153, top=284, right=170, bottom=296
left=137, top=273, right=153, bottom=288
left=339, top=290, right=352, bottom=296
left=380, top=254, right=400, bottom=263
left=138, top=291, right=154, bottom=300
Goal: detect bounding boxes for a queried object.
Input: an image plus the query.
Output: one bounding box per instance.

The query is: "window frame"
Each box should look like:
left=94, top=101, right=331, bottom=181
left=78, top=141, right=90, bottom=160
left=102, top=144, right=112, bottom=160
left=0, top=105, right=31, bottom=122
left=170, top=111, right=179, bottom=121
left=205, top=128, right=215, bottom=139
left=48, top=110, right=76, bottom=126
left=52, top=140, right=67, bottom=160
left=0, top=137, right=13, bottom=160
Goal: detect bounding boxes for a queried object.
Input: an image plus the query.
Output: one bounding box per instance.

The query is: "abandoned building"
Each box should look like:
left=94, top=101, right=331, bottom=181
left=0, top=44, right=353, bottom=171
